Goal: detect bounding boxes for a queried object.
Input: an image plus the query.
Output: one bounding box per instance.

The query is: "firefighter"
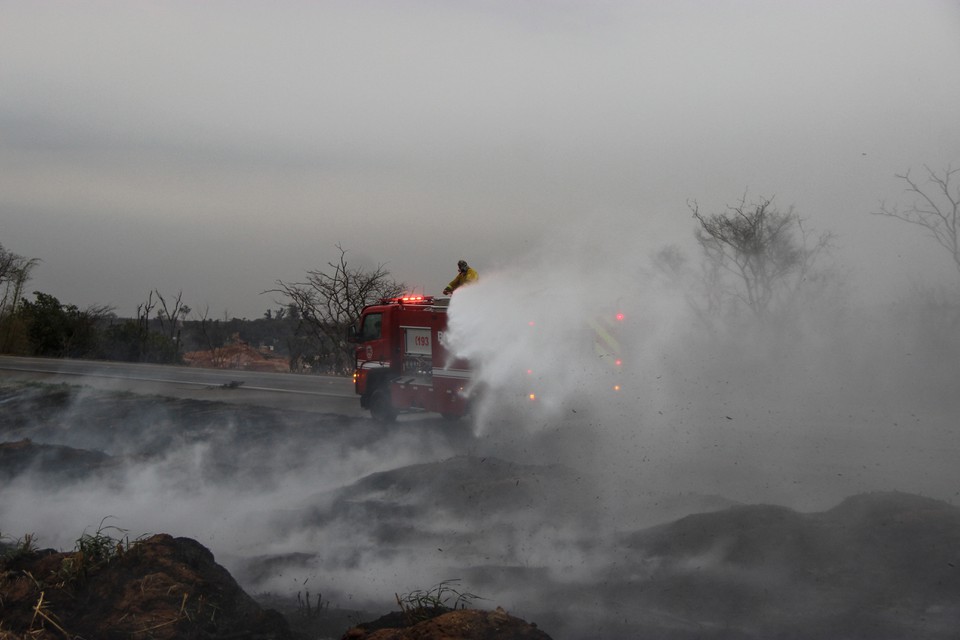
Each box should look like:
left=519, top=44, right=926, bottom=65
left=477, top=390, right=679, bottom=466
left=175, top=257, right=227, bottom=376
left=443, top=259, right=478, bottom=295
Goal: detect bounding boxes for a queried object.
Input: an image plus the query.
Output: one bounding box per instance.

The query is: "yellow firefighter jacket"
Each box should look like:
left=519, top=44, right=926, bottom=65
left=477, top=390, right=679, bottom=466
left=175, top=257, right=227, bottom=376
left=446, top=267, right=479, bottom=293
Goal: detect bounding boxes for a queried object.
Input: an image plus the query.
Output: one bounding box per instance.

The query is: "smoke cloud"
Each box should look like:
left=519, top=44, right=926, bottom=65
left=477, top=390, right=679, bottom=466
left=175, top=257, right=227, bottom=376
left=445, top=216, right=960, bottom=514
left=3, top=215, right=960, bottom=636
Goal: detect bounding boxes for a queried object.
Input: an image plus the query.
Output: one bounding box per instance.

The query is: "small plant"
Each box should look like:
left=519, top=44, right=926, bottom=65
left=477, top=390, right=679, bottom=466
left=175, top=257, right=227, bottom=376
left=296, top=590, right=327, bottom=618
left=75, top=518, right=128, bottom=564
left=57, top=517, right=131, bottom=588
left=395, top=579, right=481, bottom=624
left=1, top=532, right=39, bottom=559
left=296, top=578, right=328, bottom=618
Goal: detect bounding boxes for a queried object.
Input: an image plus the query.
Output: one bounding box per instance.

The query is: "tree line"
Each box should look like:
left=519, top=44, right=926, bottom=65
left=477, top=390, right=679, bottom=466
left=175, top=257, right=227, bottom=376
left=1, top=165, right=957, bottom=373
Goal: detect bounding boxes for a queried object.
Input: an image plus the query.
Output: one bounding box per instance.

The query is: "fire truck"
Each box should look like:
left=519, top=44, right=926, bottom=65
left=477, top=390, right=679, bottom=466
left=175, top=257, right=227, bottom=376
left=347, top=295, right=470, bottom=422
left=347, top=293, right=627, bottom=421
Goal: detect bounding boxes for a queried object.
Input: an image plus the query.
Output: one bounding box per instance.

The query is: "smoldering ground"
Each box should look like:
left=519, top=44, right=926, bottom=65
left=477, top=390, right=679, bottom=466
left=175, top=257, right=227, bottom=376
left=2, top=219, right=960, bottom=637
left=1, top=366, right=959, bottom=638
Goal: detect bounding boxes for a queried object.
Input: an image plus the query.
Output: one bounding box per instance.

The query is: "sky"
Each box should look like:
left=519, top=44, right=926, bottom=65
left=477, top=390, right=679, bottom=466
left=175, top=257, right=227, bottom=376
left=2, top=0, right=959, bottom=319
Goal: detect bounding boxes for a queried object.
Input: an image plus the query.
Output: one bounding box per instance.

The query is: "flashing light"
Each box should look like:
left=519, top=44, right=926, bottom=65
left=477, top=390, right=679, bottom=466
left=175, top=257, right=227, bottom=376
left=615, top=312, right=625, bottom=321
left=613, top=384, right=621, bottom=392
left=385, top=294, right=434, bottom=304
left=528, top=393, right=536, bottom=401
left=615, top=359, right=622, bottom=367
left=526, top=369, right=533, bottom=375
left=528, top=320, right=536, bottom=327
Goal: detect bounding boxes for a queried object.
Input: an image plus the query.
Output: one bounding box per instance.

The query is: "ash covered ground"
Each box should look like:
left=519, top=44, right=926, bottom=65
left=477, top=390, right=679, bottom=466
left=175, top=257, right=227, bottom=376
left=2, top=369, right=959, bottom=639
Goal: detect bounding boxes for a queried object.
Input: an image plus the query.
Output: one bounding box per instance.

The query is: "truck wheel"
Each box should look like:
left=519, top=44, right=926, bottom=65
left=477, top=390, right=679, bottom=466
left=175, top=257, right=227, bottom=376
left=369, top=387, right=397, bottom=423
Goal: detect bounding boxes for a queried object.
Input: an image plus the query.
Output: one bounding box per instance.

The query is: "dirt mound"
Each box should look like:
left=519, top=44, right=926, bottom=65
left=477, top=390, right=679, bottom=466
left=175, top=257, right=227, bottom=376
left=182, top=338, right=288, bottom=372
left=0, top=533, right=292, bottom=639
left=0, top=438, right=114, bottom=482
left=0, top=531, right=551, bottom=640
left=614, top=492, right=960, bottom=637
left=341, top=606, right=553, bottom=640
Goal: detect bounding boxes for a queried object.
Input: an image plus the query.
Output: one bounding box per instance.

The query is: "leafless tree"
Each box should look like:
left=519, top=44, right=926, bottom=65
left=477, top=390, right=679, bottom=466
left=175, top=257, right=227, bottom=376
left=0, top=244, right=39, bottom=316
left=874, top=165, right=960, bottom=275
left=0, top=244, right=17, bottom=285
left=650, top=243, right=726, bottom=327
left=136, top=293, right=157, bottom=328
left=268, top=243, right=405, bottom=374
left=154, top=289, right=189, bottom=348
left=130, top=292, right=159, bottom=361
left=0, top=245, right=40, bottom=353
left=650, top=244, right=687, bottom=281
left=690, top=194, right=833, bottom=320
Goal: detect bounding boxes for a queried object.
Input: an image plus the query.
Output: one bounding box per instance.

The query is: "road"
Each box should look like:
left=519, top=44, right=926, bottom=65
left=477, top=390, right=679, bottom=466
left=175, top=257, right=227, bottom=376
left=0, top=355, right=364, bottom=416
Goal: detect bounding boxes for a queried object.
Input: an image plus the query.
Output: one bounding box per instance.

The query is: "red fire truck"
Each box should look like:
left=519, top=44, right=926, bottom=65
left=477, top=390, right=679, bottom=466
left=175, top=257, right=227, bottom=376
left=347, top=293, right=627, bottom=421
left=347, top=295, right=470, bottom=421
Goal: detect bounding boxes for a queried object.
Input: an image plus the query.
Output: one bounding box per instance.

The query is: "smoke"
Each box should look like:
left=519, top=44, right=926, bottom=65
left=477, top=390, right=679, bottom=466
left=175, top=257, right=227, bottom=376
left=3, top=215, right=960, bottom=637
left=0, top=390, right=461, bottom=565
left=444, top=218, right=687, bottom=428
left=444, top=215, right=960, bottom=514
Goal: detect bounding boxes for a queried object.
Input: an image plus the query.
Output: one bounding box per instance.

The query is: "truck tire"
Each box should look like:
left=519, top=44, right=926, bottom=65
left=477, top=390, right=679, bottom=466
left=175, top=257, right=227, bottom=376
left=441, top=399, right=470, bottom=422
left=369, top=386, right=397, bottom=423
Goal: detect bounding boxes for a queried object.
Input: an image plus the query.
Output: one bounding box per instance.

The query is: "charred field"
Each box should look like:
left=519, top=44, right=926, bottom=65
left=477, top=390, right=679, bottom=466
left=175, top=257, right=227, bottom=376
left=2, top=379, right=960, bottom=639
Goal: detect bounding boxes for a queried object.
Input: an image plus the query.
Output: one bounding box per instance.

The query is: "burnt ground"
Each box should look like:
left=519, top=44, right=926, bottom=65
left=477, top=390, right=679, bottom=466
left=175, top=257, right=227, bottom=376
left=2, top=380, right=960, bottom=638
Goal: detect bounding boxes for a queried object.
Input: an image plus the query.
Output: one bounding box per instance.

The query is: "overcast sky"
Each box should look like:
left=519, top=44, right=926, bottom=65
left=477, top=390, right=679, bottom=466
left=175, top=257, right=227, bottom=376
left=2, top=0, right=959, bottom=318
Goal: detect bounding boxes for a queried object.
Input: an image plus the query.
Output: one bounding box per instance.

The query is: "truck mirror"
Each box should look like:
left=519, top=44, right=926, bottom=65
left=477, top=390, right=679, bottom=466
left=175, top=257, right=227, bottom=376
left=346, top=325, right=358, bottom=343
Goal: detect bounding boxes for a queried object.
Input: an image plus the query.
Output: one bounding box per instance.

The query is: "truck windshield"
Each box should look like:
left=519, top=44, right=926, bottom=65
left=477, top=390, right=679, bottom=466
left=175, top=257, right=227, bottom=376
left=360, top=313, right=382, bottom=342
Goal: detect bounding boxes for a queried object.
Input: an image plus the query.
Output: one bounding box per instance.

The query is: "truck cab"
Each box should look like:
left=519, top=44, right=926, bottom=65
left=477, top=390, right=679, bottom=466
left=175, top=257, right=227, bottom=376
left=349, top=295, right=470, bottom=421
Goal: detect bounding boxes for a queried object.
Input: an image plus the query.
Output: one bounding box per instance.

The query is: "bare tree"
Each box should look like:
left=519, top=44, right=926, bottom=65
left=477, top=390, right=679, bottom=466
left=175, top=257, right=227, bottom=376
left=154, top=289, right=189, bottom=351
left=649, top=243, right=727, bottom=327
left=874, top=165, right=960, bottom=275
left=0, top=245, right=40, bottom=353
left=690, top=194, right=833, bottom=320
left=0, top=244, right=17, bottom=288
left=268, top=243, right=405, bottom=374
left=0, top=244, right=40, bottom=316
left=127, top=292, right=159, bottom=361
left=650, top=244, right=687, bottom=281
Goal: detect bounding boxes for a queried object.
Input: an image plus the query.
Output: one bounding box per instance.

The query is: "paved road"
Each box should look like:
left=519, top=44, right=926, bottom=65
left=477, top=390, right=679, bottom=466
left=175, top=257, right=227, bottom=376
left=0, top=355, right=364, bottom=416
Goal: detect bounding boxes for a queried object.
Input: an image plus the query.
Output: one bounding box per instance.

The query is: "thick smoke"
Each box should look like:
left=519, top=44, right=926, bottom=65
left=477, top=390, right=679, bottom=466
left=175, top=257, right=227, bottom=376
left=444, top=219, right=687, bottom=426
left=444, top=216, right=960, bottom=513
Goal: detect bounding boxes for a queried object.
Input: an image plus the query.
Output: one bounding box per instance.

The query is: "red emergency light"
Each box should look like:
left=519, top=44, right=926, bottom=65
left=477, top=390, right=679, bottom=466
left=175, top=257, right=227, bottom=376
left=384, top=294, right=434, bottom=305
left=615, top=312, right=625, bottom=321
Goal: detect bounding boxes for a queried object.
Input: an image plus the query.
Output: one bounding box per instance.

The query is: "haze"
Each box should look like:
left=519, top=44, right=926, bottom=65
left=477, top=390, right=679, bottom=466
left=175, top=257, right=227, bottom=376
left=2, top=1, right=959, bottom=318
